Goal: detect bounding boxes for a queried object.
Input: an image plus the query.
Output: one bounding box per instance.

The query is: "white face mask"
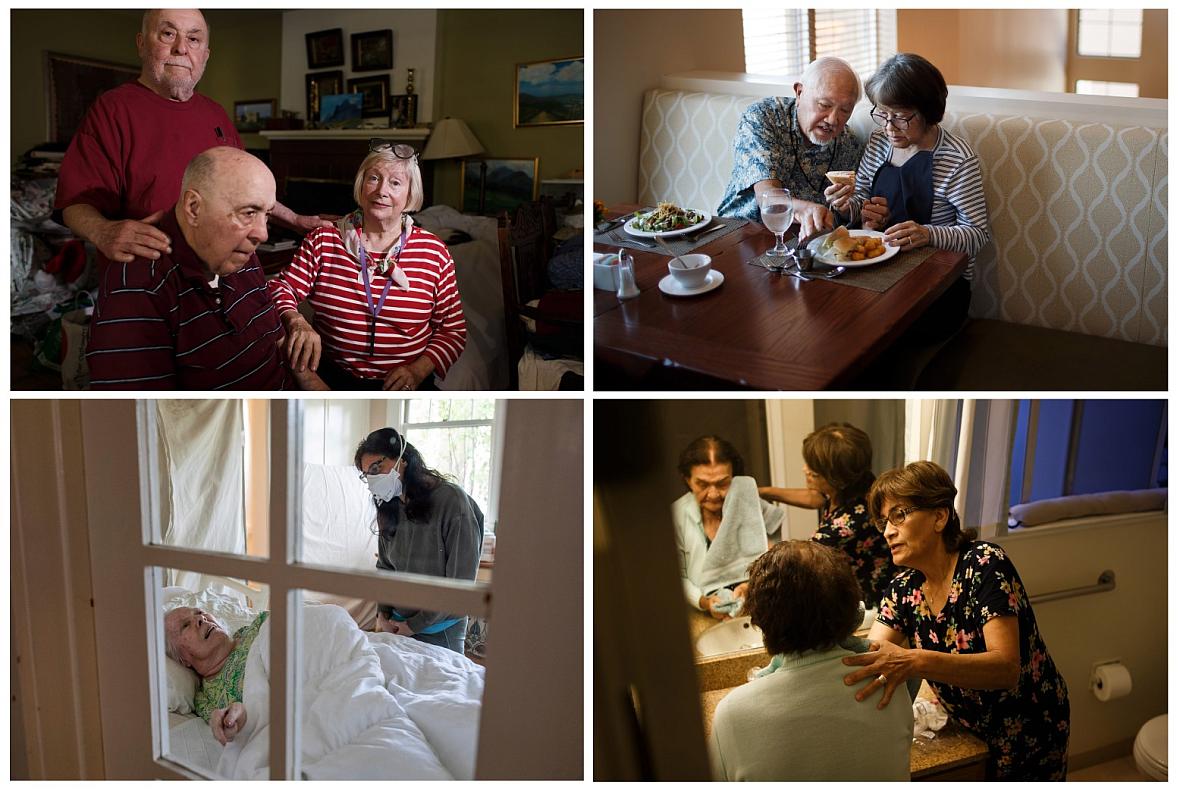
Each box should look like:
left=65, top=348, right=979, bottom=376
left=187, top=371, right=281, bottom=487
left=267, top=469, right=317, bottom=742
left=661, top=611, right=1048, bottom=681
left=366, top=437, right=407, bottom=505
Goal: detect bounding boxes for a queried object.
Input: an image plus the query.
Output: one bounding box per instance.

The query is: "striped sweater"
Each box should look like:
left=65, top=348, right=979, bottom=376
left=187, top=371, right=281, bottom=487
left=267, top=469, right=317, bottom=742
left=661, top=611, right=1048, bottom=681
left=844, top=126, right=990, bottom=280
left=267, top=222, right=466, bottom=382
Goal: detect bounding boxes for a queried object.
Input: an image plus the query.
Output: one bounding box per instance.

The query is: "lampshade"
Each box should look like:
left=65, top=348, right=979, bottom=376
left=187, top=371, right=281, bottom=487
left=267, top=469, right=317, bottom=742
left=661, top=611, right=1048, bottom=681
left=422, top=117, right=485, bottom=160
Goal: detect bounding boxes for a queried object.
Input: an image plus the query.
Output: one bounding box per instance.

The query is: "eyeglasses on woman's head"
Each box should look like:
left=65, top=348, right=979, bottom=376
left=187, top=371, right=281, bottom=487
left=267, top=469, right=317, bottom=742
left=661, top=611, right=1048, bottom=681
left=368, top=139, right=417, bottom=160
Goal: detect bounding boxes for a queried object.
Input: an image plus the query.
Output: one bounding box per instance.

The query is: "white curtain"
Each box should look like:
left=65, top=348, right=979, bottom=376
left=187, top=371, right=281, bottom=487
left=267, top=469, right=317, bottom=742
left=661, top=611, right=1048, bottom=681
left=156, top=400, right=245, bottom=591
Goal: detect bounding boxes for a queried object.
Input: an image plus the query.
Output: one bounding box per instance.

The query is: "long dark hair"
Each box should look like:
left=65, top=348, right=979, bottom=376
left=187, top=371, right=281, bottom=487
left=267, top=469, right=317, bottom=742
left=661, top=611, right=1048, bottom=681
left=354, top=428, right=447, bottom=522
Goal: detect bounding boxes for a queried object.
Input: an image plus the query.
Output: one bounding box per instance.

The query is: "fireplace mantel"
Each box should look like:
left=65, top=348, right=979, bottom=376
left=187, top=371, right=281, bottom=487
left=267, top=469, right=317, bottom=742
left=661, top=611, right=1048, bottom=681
left=260, top=128, right=431, bottom=142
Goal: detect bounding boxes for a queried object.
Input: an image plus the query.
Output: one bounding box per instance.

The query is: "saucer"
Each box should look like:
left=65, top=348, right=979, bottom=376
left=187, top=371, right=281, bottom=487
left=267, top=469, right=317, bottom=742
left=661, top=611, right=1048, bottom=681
left=658, top=270, right=724, bottom=297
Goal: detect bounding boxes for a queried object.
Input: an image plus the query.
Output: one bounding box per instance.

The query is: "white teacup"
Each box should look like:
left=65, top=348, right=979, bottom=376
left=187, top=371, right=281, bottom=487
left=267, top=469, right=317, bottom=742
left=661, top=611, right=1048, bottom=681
left=668, top=254, right=712, bottom=288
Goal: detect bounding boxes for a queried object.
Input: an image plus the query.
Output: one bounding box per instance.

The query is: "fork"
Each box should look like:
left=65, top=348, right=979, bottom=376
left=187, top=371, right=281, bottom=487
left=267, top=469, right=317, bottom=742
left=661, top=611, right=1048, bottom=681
left=610, top=230, right=656, bottom=249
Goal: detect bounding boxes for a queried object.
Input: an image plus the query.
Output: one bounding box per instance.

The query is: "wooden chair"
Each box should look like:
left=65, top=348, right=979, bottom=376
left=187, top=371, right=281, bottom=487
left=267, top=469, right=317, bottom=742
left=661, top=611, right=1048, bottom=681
left=498, top=198, right=583, bottom=389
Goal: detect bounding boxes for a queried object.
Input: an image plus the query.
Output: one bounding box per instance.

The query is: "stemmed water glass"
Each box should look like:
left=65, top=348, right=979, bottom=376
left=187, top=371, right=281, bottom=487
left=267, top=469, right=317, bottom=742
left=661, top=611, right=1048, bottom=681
left=759, top=188, right=794, bottom=258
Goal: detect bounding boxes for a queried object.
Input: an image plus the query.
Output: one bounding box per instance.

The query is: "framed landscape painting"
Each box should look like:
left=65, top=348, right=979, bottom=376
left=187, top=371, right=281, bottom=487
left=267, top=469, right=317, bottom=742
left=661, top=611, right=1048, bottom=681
left=461, top=158, right=540, bottom=214
left=514, top=56, right=583, bottom=127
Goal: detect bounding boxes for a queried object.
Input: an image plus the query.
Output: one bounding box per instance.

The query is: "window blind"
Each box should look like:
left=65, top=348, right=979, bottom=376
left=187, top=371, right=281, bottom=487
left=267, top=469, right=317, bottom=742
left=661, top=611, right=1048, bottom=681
left=744, top=9, right=897, bottom=81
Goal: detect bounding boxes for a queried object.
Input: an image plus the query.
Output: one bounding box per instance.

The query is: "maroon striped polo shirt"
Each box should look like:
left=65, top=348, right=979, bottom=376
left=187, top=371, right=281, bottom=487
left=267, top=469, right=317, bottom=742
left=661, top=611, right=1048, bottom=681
left=86, top=208, right=289, bottom=390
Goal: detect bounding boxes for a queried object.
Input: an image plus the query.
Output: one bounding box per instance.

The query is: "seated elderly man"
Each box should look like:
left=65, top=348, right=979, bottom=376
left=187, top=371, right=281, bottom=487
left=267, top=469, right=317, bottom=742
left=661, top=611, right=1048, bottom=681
left=164, top=606, right=268, bottom=745
left=717, top=57, right=865, bottom=238
left=86, top=147, right=291, bottom=389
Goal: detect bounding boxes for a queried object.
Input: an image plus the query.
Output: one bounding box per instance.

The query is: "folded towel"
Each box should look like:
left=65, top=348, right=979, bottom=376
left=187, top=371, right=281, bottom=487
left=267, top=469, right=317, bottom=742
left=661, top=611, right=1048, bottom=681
left=1009, top=488, right=1166, bottom=527
left=698, top=476, right=771, bottom=596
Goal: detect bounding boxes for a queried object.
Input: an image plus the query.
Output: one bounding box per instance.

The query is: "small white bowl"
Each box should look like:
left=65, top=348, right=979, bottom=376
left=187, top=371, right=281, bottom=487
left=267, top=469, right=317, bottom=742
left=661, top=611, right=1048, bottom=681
left=593, top=254, right=619, bottom=291
left=668, top=253, right=712, bottom=288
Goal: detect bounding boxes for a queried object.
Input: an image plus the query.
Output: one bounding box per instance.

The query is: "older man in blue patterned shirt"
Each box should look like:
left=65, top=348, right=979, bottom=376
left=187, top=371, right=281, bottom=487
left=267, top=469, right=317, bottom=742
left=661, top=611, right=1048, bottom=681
left=718, top=57, right=865, bottom=239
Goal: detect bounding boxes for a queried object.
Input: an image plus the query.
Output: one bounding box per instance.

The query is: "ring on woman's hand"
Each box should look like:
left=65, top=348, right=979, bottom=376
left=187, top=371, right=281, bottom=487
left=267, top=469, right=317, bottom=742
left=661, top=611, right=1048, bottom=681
left=877, top=674, right=888, bottom=685
left=403, top=384, right=411, bottom=390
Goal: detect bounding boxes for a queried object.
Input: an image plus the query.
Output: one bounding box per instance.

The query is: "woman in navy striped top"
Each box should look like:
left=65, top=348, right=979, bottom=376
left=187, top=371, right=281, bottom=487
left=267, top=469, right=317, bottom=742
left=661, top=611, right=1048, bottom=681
left=268, top=142, right=466, bottom=390
left=831, top=53, right=990, bottom=342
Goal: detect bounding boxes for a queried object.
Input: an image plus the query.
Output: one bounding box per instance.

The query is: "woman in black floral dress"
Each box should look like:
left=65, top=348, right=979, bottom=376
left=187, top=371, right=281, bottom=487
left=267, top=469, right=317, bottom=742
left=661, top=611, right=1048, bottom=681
left=760, top=422, right=897, bottom=607
left=842, top=461, right=1070, bottom=780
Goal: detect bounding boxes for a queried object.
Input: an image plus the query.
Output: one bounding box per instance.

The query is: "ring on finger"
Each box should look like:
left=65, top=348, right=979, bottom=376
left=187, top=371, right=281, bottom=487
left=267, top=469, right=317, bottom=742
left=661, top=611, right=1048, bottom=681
left=877, top=674, right=888, bottom=685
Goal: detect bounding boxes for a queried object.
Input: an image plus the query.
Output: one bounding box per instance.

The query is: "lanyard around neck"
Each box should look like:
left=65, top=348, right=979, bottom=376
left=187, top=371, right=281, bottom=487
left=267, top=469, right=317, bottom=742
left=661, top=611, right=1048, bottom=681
left=359, top=223, right=409, bottom=355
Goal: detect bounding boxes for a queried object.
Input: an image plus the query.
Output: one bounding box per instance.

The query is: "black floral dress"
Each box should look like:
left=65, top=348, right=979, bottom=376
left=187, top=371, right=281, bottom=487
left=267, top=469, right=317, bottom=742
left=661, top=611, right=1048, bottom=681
left=810, top=497, right=897, bottom=607
left=878, top=541, right=1070, bottom=780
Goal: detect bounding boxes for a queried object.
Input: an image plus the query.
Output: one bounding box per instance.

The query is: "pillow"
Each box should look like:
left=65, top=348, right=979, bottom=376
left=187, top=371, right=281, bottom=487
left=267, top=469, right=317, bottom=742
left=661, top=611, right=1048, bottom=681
left=166, top=658, right=198, bottom=714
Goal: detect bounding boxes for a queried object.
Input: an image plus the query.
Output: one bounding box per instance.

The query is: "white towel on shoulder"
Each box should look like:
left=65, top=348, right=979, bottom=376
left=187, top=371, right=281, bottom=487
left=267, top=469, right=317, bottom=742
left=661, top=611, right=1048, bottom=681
left=698, top=476, right=770, bottom=595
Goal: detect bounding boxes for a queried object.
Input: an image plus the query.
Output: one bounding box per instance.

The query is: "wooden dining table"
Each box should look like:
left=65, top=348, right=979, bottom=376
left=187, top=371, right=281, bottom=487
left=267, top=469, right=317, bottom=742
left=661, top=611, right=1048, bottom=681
left=594, top=205, right=969, bottom=390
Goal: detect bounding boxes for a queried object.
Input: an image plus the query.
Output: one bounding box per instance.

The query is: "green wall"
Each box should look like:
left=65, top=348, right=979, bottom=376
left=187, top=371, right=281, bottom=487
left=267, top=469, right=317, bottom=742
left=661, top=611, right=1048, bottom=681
left=10, top=9, right=282, bottom=161
left=432, top=9, right=584, bottom=210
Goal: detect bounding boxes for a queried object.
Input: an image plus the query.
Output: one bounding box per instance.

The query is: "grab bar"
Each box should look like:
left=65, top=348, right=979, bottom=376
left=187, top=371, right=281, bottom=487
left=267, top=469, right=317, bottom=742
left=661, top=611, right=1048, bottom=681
left=1029, top=569, right=1115, bottom=605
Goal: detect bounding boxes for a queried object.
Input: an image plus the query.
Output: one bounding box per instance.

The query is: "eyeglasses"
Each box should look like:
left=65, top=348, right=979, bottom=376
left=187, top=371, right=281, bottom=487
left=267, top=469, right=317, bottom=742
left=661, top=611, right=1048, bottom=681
left=873, top=504, right=926, bottom=533
left=870, top=109, right=918, bottom=130
left=358, top=456, right=388, bottom=482
left=368, top=139, right=418, bottom=160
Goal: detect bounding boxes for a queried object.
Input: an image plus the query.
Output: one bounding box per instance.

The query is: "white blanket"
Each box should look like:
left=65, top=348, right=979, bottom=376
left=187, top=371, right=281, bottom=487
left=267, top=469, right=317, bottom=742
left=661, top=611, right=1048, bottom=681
left=217, top=604, right=483, bottom=780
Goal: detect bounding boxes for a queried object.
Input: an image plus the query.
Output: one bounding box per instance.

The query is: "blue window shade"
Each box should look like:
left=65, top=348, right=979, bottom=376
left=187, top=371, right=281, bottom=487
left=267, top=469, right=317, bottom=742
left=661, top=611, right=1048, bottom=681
left=1028, top=401, right=1073, bottom=503
left=1072, top=400, right=1165, bottom=494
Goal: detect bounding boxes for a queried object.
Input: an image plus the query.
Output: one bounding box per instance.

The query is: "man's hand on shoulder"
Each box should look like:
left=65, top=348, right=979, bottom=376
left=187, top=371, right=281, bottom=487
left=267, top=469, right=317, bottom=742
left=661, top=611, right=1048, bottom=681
left=64, top=206, right=172, bottom=263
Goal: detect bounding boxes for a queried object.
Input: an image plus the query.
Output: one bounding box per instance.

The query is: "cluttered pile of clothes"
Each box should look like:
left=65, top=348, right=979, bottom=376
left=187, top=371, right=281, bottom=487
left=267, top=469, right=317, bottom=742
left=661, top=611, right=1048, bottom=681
left=11, top=144, right=99, bottom=387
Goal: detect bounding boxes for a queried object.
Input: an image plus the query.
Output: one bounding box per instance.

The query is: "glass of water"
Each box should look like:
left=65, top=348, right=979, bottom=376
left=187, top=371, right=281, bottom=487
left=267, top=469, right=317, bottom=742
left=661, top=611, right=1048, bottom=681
left=759, top=187, right=793, bottom=258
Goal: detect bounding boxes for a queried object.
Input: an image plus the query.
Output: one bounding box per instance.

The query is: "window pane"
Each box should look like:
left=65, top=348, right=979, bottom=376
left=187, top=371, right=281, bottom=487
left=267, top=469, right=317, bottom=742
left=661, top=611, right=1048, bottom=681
left=742, top=8, right=806, bottom=75
left=296, top=590, right=486, bottom=779
left=1108, top=24, right=1142, bottom=57
left=1027, top=401, right=1073, bottom=503
left=156, top=568, right=270, bottom=778
left=1071, top=400, right=1165, bottom=494
left=407, top=425, right=494, bottom=520
left=152, top=400, right=266, bottom=560
left=1077, top=9, right=1142, bottom=57
left=1076, top=80, right=1140, bottom=97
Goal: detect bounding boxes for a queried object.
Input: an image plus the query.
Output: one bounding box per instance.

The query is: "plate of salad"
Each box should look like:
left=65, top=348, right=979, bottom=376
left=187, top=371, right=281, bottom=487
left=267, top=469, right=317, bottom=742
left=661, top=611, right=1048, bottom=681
left=623, top=202, right=712, bottom=238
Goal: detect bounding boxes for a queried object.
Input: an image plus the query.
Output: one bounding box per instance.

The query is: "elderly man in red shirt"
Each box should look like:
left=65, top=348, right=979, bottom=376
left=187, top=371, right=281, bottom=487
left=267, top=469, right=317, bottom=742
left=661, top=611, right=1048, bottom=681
left=86, top=147, right=296, bottom=389
left=54, top=8, right=329, bottom=271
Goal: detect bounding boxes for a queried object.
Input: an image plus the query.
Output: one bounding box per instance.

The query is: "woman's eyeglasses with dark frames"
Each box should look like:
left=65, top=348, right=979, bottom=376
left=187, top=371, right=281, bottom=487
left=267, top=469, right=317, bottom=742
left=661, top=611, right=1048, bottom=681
left=358, top=456, right=389, bottom=482
left=869, top=109, right=918, bottom=130
left=368, top=139, right=418, bottom=160
left=873, top=504, right=926, bottom=533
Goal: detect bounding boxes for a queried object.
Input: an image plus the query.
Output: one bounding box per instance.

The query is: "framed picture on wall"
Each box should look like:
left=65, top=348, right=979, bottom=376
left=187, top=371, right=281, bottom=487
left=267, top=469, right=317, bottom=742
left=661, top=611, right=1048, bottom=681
left=305, top=70, right=344, bottom=122
left=351, top=29, right=393, bottom=72
left=514, top=56, right=584, bottom=127
left=461, top=158, right=539, bottom=214
left=233, top=98, right=276, bottom=133
left=306, top=27, right=345, bottom=68
left=348, top=75, right=391, bottom=117
left=390, top=94, right=417, bottom=128
left=45, top=52, right=139, bottom=142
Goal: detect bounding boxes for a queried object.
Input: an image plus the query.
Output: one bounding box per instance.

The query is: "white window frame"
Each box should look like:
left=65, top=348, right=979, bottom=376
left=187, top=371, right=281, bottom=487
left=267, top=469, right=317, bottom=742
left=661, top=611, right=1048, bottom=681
left=388, top=398, right=505, bottom=531
left=742, top=9, right=897, bottom=80
left=86, top=400, right=491, bottom=780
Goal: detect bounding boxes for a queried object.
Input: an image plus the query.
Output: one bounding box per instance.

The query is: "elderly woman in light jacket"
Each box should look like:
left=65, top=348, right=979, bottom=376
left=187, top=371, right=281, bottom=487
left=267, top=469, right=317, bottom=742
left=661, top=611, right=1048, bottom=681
left=672, top=435, right=784, bottom=620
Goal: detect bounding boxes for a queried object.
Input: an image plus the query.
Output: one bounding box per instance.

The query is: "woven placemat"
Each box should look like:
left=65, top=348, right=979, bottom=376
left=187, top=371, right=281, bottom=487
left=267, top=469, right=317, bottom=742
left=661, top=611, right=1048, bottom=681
left=595, top=216, right=748, bottom=256
left=746, top=247, right=940, bottom=293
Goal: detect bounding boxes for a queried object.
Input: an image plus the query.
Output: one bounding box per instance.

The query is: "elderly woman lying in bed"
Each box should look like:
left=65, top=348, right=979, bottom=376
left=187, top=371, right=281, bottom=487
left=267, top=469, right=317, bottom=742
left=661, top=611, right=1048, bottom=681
left=164, top=601, right=483, bottom=779
left=164, top=606, right=265, bottom=745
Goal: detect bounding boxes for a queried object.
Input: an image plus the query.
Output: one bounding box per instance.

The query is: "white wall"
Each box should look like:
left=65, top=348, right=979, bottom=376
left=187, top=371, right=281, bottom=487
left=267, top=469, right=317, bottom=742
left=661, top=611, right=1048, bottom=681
left=280, top=10, right=436, bottom=122
left=302, top=399, right=377, bottom=466
left=996, top=514, right=1167, bottom=759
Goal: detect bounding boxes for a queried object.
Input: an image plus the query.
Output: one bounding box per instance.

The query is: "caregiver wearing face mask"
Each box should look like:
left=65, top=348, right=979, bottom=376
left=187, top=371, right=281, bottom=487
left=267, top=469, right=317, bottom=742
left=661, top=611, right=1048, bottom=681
left=355, top=427, right=484, bottom=653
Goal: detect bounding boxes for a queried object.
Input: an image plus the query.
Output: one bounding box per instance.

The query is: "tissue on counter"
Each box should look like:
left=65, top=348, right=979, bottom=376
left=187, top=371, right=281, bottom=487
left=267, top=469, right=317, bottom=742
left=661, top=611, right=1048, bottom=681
left=913, top=697, right=949, bottom=739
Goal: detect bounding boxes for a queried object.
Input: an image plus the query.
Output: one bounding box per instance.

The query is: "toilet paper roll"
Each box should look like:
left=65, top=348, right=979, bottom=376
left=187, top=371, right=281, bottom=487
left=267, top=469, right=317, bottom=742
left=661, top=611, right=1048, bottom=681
left=1092, top=663, right=1133, bottom=702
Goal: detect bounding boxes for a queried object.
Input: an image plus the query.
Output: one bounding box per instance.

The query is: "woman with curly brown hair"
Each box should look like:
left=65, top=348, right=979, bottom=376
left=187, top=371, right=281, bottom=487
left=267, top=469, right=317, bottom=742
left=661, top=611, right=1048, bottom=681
left=708, top=540, right=911, bottom=780
left=842, top=461, right=1070, bottom=780
left=760, top=422, right=897, bottom=607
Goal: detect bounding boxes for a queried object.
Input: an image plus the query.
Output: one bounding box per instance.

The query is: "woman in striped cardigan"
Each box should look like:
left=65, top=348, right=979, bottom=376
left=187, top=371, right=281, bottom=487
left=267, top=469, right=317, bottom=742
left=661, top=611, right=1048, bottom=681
left=830, top=53, right=989, bottom=340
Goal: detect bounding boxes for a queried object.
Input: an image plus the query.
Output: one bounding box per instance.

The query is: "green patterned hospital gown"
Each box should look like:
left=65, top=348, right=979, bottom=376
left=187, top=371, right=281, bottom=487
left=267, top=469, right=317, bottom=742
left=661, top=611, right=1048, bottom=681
left=194, top=612, right=269, bottom=721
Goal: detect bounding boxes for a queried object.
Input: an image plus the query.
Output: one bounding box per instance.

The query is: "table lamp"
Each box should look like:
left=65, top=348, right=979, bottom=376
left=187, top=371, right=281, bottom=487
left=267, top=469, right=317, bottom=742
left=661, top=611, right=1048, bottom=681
left=423, top=117, right=487, bottom=211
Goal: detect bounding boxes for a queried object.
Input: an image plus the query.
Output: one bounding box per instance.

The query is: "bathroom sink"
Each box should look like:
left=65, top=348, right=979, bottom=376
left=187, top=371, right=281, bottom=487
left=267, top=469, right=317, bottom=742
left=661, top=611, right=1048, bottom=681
left=696, top=616, right=764, bottom=655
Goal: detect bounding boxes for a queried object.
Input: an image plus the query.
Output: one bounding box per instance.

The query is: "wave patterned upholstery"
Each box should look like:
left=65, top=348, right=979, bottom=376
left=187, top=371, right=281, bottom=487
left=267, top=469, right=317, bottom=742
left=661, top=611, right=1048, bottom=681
left=638, top=88, right=1167, bottom=345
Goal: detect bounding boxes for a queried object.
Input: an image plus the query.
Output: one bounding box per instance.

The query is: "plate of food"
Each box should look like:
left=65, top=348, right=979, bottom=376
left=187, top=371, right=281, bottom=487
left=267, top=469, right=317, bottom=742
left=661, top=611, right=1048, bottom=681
left=806, top=227, right=899, bottom=268
left=624, top=202, right=712, bottom=238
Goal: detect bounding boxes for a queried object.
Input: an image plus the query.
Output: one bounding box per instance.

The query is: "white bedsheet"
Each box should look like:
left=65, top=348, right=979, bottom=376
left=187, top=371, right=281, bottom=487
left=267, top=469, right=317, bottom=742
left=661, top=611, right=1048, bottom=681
left=216, top=603, right=483, bottom=780
left=415, top=205, right=508, bottom=391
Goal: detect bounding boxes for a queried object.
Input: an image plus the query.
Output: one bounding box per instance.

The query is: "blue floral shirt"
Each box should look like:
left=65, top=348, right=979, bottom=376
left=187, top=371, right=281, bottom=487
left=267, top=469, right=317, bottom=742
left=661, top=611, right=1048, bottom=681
left=717, top=96, right=863, bottom=222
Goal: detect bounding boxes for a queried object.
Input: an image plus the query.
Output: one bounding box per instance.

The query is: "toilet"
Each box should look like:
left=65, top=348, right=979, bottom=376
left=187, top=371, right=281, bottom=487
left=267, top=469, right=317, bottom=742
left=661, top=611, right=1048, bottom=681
left=1133, top=714, right=1167, bottom=780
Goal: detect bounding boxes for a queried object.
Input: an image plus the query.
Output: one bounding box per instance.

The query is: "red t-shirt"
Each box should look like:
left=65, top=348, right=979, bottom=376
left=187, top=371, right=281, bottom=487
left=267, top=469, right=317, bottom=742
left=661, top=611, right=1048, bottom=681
left=54, top=80, right=242, bottom=264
